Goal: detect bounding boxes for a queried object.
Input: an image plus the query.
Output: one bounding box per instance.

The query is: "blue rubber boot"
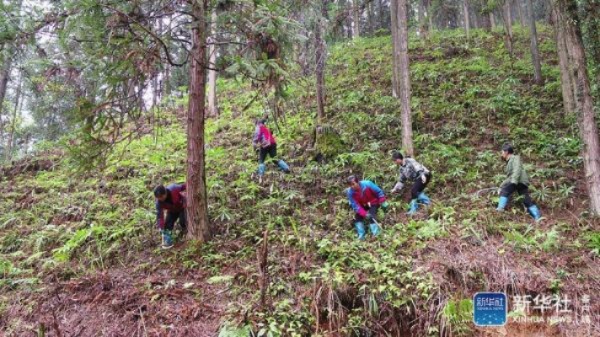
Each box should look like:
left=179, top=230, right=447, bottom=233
left=497, top=196, right=509, bottom=211
left=417, top=192, right=431, bottom=205
left=527, top=205, right=542, bottom=222
left=162, top=230, right=173, bottom=249
left=369, top=222, right=380, bottom=237
left=277, top=160, right=290, bottom=173
left=258, top=163, right=266, bottom=176
left=407, top=199, right=419, bottom=215
left=354, top=222, right=366, bottom=240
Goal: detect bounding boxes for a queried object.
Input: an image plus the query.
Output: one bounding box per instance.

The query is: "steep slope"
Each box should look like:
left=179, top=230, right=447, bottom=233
left=1, top=27, right=598, bottom=336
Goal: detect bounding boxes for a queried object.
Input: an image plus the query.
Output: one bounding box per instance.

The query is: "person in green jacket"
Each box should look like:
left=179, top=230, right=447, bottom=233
left=497, top=143, right=542, bottom=221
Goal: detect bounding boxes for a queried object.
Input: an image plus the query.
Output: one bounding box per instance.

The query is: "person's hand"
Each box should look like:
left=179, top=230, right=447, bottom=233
left=421, top=174, right=427, bottom=184
left=391, top=182, right=404, bottom=193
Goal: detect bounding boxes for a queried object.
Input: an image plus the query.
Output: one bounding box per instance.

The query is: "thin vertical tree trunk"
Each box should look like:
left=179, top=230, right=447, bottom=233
left=315, top=2, right=328, bottom=122
left=557, top=0, right=600, bottom=215
left=207, top=8, right=218, bottom=117
left=490, top=11, right=496, bottom=30
left=463, top=0, right=471, bottom=39
left=0, top=56, right=12, bottom=119
left=353, top=0, right=360, bottom=38
left=6, top=72, right=21, bottom=160
left=390, top=0, right=400, bottom=98
left=515, top=0, right=525, bottom=26
left=427, top=0, right=434, bottom=32
left=552, top=7, right=576, bottom=114
left=187, top=0, right=212, bottom=242
left=394, top=0, right=414, bottom=155
left=502, top=0, right=514, bottom=55
left=525, top=0, right=542, bottom=84
left=367, top=1, right=374, bottom=35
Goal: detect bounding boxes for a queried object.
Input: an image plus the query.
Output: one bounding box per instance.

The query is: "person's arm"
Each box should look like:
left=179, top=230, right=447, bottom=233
left=252, top=125, right=262, bottom=147
left=347, top=188, right=367, bottom=217
left=364, top=181, right=386, bottom=204
left=510, top=156, right=522, bottom=185
left=156, top=201, right=165, bottom=229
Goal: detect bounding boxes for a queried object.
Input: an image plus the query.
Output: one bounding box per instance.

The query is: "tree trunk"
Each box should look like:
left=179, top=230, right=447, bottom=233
left=187, top=0, right=212, bottom=242
left=490, top=11, right=496, bottom=30
left=558, top=0, right=600, bottom=215
left=463, top=0, right=470, bottom=39
left=525, top=0, right=542, bottom=84
left=353, top=0, right=360, bottom=38
left=552, top=7, right=576, bottom=114
left=315, top=2, right=328, bottom=122
left=390, top=0, right=400, bottom=98
left=427, top=0, right=434, bottom=32
left=367, top=1, right=374, bottom=35
left=393, top=0, right=414, bottom=155
left=0, top=55, right=12, bottom=118
left=515, top=0, right=525, bottom=26
left=207, top=8, right=218, bottom=117
left=6, top=72, right=21, bottom=160
left=502, top=0, right=514, bottom=55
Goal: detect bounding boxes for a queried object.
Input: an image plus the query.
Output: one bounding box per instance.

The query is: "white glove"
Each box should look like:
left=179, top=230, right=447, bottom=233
left=421, top=175, right=427, bottom=184
left=391, top=182, right=404, bottom=193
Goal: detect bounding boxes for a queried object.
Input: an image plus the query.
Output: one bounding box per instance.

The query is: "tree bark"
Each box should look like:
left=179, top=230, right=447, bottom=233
left=525, top=0, right=542, bottom=84
left=353, top=0, right=361, bottom=38
left=515, top=0, right=525, bottom=26
left=490, top=11, right=496, bottom=30
left=552, top=7, right=576, bottom=114
left=0, top=55, right=12, bottom=118
left=390, top=0, right=400, bottom=98
left=463, top=0, right=471, bottom=39
left=207, top=8, right=218, bottom=117
left=6, top=71, right=21, bottom=160
left=557, top=0, right=600, bottom=215
left=393, top=0, right=414, bottom=155
left=187, top=0, right=212, bottom=242
left=315, top=2, right=328, bottom=122
left=502, top=0, right=514, bottom=55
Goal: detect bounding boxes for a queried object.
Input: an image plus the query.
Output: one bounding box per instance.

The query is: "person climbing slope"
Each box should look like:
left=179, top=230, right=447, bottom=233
left=496, top=143, right=542, bottom=221
left=346, top=175, right=389, bottom=240
left=253, top=118, right=290, bottom=181
left=390, top=151, right=432, bottom=215
left=154, top=183, right=187, bottom=249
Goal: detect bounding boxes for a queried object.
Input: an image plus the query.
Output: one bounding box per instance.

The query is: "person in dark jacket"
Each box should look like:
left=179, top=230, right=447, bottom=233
left=253, top=118, right=290, bottom=180
left=154, top=183, right=187, bottom=249
left=390, top=151, right=432, bottom=215
left=497, top=144, right=541, bottom=221
left=346, top=175, right=389, bottom=240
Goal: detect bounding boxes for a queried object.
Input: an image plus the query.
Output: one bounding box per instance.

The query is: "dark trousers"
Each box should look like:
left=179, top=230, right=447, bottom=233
left=259, top=144, right=278, bottom=163
left=410, top=172, right=432, bottom=199
left=500, top=183, right=534, bottom=208
left=165, top=210, right=187, bottom=231
left=354, top=205, right=380, bottom=222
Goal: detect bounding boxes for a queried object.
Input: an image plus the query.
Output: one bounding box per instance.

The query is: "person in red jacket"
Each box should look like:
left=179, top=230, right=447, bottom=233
left=253, top=118, right=290, bottom=180
left=346, top=175, right=389, bottom=240
left=154, top=183, right=186, bottom=249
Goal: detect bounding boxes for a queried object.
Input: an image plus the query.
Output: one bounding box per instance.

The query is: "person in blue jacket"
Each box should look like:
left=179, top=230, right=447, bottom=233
left=346, top=175, right=389, bottom=240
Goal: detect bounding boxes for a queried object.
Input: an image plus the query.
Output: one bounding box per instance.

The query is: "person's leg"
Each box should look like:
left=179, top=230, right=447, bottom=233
left=408, top=181, right=423, bottom=214
left=368, top=205, right=381, bottom=236
left=354, top=213, right=367, bottom=240
left=417, top=172, right=432, bottom=205
left=498, top=183, right=516, bottom=210
left=162, top=212, right=177, bottom=248
left=517, top=184, right=541, bottom=221
left=270, top=143, right=290, bottom=173
left=258, top=147, right=268, bottom=176
left=178, top=210, right=187, bottom=235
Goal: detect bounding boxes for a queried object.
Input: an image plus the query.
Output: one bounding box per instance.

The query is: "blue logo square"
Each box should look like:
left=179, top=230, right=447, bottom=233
left=473, top=292, right=507, bottom=326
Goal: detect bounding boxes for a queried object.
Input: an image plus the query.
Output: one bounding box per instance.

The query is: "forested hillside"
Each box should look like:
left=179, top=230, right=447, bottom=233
left=1, top=0, right=599, bottom=336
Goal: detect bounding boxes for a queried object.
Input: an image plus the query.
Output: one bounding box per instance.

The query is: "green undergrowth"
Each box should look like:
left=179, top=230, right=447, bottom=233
left=1, top=26, right=598, bottom=336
